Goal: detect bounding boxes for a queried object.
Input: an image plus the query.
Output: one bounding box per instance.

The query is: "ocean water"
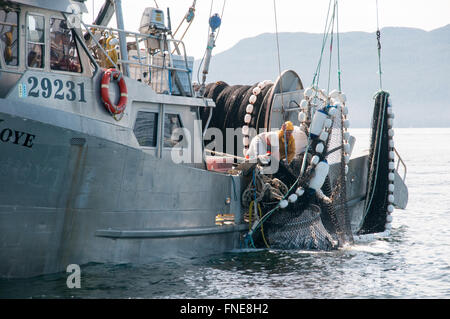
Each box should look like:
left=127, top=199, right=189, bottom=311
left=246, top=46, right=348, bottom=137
left=0, top=128, right=449, bottom=299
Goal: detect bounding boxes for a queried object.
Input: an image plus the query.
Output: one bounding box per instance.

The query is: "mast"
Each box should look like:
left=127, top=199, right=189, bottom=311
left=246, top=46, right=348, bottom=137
left=113, top=0, right=130, bottom=76
left=199, top=14, right=221, bottom=96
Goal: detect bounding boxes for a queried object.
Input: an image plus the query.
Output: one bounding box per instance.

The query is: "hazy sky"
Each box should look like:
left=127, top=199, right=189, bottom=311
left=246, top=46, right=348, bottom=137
left=82, top=0, right=450, bottom=59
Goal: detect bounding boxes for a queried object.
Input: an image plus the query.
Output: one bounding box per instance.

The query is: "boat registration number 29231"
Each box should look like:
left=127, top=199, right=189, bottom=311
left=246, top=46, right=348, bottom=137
left=19, top=77, right=87, bottom=103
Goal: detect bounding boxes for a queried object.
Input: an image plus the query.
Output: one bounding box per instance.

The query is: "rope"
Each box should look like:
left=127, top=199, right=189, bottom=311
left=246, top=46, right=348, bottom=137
left=311, top=0, right=334, bottom=88
left=196, top=0, right=226, bottom=84
left=326, top=1, right=336, bottom=95
left=253, top=168, right=257, bottom=205
left=336, top=0, right=342, bottom=92
left=248, top=201, right=254, bottom=231
left=312, top=1, right=343, bottom=96
left=363, top=4, right=386, bottom=225
left=214, top=0, right=227, bottom=43
left=231, top=176, right=238, bottom=200
left=196, top=0, right=214, bottom=84
left=303, top=1, right=338, bottom=180
left=172, top=1, right=196, bottom=38
left=247, top=169, right=300, bottom=241
left=250, top=169, right=269, bottom=249
left=272, top=0, right=285, bottom=115
left=247, top=200, right=269, bottom=248
left=376, top=0, right=383, bottom=90
left=258, top=201, right=270, bottom=248
left=204, top=148, right=246, bottom=161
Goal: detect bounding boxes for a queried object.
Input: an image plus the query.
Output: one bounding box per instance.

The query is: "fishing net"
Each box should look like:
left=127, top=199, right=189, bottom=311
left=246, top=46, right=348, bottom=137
left=322, top=105, right=354, bottom=245
left=263, top=204, right=336, bottom=250
left=359, top=91, right=391, bottom=234
left=203, top=82, right=353, bottom=251
left=248, top=160, right=339, bottom=251
left=201, top=82, right=274, bottom=136
left=201, top=81, right=274, bottom=157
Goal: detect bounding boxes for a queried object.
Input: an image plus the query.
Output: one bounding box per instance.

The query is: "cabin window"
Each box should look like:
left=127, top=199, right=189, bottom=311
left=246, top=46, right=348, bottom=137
left=164, top=113, right=184, bottom=148
left=50, top=18, right=82, bottom=73
left=134, top=111, right=159, bottom=147
left=0, top=9, right=19, bottom=66
left=26, top=14, right=45, bottom=68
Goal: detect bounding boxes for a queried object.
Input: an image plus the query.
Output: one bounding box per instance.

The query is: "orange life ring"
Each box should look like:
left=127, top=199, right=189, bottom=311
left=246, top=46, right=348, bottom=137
left=100, top=68, right=128, bottom=115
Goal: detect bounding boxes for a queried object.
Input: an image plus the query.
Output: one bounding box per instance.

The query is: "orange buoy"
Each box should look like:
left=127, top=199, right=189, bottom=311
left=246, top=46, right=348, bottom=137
left=100, top=68, right=128, bottom=115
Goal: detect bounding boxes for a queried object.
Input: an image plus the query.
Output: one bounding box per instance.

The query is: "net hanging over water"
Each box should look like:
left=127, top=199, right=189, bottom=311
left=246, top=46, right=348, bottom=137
left=359, top=91, right=392, bottom=234
left=203, top=82, right=354, bottom=251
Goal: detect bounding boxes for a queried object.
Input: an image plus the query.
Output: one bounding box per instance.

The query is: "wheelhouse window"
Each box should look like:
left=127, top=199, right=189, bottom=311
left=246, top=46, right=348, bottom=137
left=0, top=9, right=18, bottom=66
left=50, top=18, right=82, bottom=73
left=164, top=113, right=184, bottom=148
left=134, top=111, right=158, bottom=147
left=27, top=14, right=45, bottom=68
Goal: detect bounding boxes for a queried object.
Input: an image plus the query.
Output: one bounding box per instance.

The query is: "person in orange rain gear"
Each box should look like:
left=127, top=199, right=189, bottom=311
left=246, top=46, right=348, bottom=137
left=278, top=120, right=296, bottom=164
left=247, top=121, right=296, bottom=166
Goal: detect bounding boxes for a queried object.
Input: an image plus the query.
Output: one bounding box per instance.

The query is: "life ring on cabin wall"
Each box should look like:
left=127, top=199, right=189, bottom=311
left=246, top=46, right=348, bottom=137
left=100, top=68, right=128, bottom=115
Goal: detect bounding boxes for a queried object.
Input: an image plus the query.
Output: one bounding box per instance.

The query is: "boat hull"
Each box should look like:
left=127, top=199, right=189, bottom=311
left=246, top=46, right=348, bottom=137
left=0, top=101, right=408, bottom=278
left=0, top=106, right=243, bottom=278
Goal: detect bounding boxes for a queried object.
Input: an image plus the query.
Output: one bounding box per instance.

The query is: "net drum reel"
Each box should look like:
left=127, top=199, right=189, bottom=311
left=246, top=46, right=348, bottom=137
left=202, top=70, right=306, bottom=164
left=262, top=70, right=304, bottom=131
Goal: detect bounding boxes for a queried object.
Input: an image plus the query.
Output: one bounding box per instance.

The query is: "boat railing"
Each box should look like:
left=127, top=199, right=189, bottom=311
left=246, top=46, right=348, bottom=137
left=394, top=147, right=407, bottom=182
left=80, top=21, right=193, bottom=96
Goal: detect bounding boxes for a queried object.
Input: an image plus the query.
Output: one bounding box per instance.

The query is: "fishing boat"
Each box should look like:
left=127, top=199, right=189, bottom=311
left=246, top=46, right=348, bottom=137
left=0, top=0, right=408, bottom=278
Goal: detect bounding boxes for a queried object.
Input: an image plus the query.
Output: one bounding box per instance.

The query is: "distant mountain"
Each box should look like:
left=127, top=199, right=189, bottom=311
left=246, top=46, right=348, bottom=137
left=195, top=25, right=450, bottom=127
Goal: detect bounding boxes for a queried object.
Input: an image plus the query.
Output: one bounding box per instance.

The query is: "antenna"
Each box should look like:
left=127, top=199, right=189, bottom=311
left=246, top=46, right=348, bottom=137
left=167, top=7, right=172, bottom=34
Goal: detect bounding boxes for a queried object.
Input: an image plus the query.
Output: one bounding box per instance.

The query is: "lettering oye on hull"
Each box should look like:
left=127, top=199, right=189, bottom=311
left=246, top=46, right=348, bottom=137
left=0, top=119, right=36, bottom=148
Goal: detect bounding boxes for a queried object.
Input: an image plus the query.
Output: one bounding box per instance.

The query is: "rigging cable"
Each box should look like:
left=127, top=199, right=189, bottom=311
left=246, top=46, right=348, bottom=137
left=300, top=0, right=336, bottom=181
left=214, top=0, right=227, bottom=43
left=196, top=0, right=226, bottom=84
left=173, top=1, right=196, bottom=37
left=272, top=0, right=285, bottom=116
left=336, top=0, right=342, bottom=92
left=196, top=0, right=214, bottom=84
left=375, top=0, right=383, bottom=90
left=326, top=1, right=337, bottom=95
left=171, top=1, right=197, bottom=54
left=363, top=0, right=388, bottom=225
left=311, top=0, right=334, bottom=89
left=272, top=0, right=290, bottom=167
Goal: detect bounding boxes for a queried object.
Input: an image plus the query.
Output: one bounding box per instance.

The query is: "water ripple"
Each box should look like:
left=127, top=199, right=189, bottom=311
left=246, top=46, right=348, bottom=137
left=1, top=129, right=449, bottom=298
